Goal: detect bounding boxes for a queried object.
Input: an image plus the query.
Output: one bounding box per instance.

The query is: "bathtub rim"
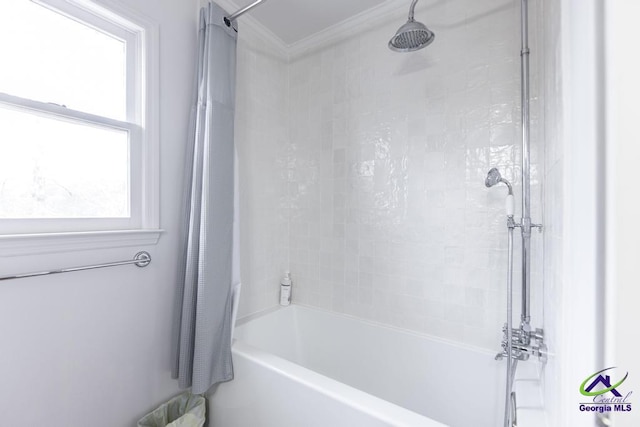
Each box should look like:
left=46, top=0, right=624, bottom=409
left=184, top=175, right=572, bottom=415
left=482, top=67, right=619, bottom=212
left=236, top=303, right=501, bottom=358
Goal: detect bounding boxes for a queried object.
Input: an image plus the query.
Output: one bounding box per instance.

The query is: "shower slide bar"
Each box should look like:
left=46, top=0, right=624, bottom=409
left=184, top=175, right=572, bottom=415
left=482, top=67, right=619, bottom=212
left=0, top=251, right=151, bottom=281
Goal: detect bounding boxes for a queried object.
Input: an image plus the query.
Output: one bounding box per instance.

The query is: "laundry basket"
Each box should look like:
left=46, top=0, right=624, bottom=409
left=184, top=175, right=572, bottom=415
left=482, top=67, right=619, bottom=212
left=137, top=392, right=206, bottom=427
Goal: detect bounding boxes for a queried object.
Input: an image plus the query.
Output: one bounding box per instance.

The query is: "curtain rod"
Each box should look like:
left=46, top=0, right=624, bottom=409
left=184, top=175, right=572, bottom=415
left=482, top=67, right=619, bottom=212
left=226, top=0, right=267, bottom=22
left=0, top=251, right=151, bottom=281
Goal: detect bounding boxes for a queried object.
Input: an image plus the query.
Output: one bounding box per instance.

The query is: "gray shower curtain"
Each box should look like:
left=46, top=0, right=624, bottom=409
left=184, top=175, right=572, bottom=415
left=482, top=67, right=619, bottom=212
left=172, top=2, right=238, bottom=394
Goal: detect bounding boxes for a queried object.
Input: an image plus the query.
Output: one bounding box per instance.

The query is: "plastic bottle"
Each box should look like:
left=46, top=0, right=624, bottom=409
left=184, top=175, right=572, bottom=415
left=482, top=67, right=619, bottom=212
left=280, top=272, right=292, bottom=306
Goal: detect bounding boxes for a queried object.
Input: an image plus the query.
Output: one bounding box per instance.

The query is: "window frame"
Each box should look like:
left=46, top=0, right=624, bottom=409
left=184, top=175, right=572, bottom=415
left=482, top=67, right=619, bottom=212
left=0, top=0, right=160, bottom=253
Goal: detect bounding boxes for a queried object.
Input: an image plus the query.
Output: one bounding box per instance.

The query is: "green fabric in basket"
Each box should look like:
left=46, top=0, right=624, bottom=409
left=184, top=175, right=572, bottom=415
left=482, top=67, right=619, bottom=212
left=138, top=392, right=206, bottom=427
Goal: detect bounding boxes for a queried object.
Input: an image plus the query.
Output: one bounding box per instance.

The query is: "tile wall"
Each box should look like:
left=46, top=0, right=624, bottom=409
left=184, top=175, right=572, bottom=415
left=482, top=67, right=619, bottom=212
left=233, top=0, right=550, bottom=353
left=285, top=0, right=544, bottom=350
left=235, top=25, right=290, bottom=318
left=541, top=0, right=563, bottom=422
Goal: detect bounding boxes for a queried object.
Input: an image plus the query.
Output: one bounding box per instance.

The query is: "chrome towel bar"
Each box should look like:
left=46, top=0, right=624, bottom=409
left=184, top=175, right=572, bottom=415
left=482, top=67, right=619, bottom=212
left=0, top=251, right=151, bottom=281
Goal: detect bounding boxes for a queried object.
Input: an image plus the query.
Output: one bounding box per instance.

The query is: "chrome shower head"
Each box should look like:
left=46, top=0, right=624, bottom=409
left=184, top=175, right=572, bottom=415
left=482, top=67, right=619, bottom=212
left=485, top=168, right=513, bottom=195
left=389, top=0, right=435, bottom=52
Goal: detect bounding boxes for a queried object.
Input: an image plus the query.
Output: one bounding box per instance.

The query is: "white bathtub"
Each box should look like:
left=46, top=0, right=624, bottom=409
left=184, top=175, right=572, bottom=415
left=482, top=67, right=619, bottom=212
left=209, top=305, right=505, bottom=427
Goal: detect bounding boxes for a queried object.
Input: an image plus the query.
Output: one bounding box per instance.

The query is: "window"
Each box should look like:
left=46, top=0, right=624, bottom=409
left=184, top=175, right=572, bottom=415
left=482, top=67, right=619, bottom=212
left=0, top=0, right=158, bottom=242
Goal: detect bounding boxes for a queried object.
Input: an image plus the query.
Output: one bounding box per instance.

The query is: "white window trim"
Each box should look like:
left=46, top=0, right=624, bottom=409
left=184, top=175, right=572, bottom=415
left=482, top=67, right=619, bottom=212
left=0, top=229, right=161, bottom=256
left=0, top=0, right=162, bottom=254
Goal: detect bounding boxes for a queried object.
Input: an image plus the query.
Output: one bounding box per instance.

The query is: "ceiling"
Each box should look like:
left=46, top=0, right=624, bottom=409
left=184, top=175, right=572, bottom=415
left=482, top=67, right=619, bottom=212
left=232, top=0, right=391, bottom=46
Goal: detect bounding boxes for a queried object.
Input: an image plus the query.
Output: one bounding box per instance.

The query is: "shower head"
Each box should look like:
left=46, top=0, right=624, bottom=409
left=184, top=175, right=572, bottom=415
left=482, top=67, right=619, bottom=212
left=485, top=168, right=513, bottom=195
left=389, top=0, right=435, bottom=52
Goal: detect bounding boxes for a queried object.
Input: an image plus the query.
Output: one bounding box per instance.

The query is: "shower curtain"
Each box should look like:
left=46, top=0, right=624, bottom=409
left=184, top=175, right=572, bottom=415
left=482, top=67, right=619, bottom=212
left=172, top=2, right=239, bottom=395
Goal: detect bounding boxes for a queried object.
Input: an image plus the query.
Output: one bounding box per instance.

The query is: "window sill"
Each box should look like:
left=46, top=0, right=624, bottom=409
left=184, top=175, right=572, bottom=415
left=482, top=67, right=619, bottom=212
left=0, top=229, right=163, bottom=256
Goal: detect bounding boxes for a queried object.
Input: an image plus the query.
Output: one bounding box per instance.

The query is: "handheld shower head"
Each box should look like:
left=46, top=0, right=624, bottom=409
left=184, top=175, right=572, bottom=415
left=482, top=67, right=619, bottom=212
left=389, top=0, right=435, bottom=52
left=485, top=168, right=513, bottom=195
left=486, top=168, right=515, bottom=217
left=485, top=167, right=502, bottom=188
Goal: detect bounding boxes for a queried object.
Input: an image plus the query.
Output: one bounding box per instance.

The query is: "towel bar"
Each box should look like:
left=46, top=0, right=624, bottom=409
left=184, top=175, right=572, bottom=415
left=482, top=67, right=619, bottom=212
left=0, top=251, right=151, bottom=281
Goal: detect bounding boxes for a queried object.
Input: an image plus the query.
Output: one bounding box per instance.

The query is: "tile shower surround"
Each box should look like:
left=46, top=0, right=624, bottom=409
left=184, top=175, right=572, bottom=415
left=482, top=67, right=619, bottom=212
left=236, top=0, right=545, bottom=352
left=235, top=27, right=290, bottom=318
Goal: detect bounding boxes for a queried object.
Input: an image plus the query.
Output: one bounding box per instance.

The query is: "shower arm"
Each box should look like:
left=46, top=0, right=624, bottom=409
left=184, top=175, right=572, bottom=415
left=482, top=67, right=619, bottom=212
left=407, top=0, right=419, bottom=21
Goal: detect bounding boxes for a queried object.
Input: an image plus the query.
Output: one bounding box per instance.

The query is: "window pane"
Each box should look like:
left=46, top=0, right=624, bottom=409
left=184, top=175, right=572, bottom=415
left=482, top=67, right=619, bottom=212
left=0, top=1, right=126, bottom=120
left=0, top=105, right=129, bottom=219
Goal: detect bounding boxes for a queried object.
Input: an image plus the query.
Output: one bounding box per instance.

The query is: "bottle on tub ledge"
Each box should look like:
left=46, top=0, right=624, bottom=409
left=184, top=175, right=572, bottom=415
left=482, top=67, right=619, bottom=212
left=279, top=271, right=292, bottom=306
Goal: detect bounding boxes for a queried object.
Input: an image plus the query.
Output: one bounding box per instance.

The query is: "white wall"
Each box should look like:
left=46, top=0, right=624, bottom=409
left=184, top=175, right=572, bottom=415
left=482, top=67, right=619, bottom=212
left=606, top=2, right=640, bottom=427
left=0, top=0, right=198, bottom=425
left=552, top=0, right=605, bottom=426
left=284, top=0, right=544, bottom=351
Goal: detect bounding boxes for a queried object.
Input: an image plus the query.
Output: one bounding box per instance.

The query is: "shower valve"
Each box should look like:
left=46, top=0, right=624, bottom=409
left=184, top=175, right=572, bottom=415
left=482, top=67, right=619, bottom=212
left=497, top=325, right=547, bottom=364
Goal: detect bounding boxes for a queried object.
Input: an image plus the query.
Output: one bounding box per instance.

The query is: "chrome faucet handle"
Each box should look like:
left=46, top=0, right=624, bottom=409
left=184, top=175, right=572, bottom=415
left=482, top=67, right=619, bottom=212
left=531, top=342, right=548, bottom=364
left=530, top=328, right=544, bottom=341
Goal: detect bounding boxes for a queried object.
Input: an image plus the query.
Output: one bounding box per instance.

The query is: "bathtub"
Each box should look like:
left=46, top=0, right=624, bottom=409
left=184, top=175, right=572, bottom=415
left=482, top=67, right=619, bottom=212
left=208, top=305, right=505, bottom=427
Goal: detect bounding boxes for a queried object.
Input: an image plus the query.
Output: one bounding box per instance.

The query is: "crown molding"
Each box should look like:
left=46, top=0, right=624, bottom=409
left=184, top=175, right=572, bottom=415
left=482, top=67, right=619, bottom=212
left=287, top=0, right=408, bottom=59
left=209, top=0, right=431, bottom=61
left=212, top=0, right=289, bottom=59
